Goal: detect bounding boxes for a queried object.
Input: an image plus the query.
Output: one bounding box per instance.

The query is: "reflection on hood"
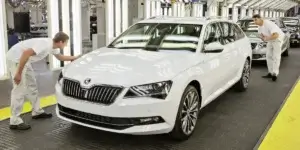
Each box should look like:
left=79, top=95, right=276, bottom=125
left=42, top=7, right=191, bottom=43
left=244, top=32, right=259, bottom=38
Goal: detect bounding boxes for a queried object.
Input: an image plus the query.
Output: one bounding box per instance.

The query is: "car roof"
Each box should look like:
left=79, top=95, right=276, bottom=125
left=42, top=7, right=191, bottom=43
left=139, top=16, right=234, bottom=25
left=239, top=17, right=277, bottom=21
left=281, top=17, right=299, bottom=19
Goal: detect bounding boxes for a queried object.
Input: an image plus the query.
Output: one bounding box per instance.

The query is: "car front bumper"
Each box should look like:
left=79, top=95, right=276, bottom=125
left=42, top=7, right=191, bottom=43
left=55, top=82, right=182, bottom=135
left=252, top=47, right=267, bottom=61
left=252, top=53, right=266, bottom=61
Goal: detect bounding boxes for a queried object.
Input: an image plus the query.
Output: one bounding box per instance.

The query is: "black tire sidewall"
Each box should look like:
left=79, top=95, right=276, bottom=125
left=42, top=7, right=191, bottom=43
left=170, top=85, right=200, bottom=140
left=241, top=59, right=251, bottom=89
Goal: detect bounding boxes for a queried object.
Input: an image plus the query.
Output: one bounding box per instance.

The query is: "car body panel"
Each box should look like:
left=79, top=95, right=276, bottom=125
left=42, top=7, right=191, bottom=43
left=56, top=17, right=252, bottom=135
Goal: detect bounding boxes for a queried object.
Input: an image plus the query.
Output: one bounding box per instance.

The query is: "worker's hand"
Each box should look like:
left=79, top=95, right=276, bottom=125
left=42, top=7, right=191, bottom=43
left=70, top=55, right=82, bottom=62
left=13, top=73, right=22, bottom=85
left=75, top=54, right=83, bottom=60
left=262, top=36, right=269, bottom=42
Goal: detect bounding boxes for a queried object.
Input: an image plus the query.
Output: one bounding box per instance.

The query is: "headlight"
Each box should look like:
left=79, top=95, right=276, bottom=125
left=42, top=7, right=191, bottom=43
left=124, top=81, right=172, bottom=99
left=256, top=42, right=267, bottom=49
left=58, top=71, right=64, bottom=85
left=259, top=42, right=267, bottom=47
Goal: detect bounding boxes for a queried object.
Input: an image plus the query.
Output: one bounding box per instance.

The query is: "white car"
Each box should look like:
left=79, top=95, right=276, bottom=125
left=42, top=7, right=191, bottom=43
left=56, top=16, right=252, bottom=141
left=237, top=17, right=290, bottom=61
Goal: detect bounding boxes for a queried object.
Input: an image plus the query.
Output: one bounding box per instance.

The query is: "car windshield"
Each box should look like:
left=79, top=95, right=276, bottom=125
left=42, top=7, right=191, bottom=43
left=108, top=23, right=202, bottom=52
left=282, top=18, right=299, bottom=27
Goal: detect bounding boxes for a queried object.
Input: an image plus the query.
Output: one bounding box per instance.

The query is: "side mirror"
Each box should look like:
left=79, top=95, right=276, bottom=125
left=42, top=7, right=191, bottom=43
left=203, top=42, right=224, bottom=53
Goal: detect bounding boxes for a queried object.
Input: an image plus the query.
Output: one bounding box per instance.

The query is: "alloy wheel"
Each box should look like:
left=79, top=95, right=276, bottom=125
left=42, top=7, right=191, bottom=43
left=242, top=60, right=251, bottom=88
left=180, top=90, right=199, bottom=135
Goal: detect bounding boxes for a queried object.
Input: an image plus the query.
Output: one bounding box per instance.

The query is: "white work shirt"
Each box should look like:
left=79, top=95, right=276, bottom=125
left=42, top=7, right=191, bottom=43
left=6, top=38, right=60, bottom=63
left=258, top=20, right=285, bottom=42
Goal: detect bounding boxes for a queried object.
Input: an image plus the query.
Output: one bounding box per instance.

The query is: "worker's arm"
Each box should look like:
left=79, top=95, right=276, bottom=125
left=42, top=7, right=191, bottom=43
left=16, top=48, right=36, bottom=75
left=267, top=32, right=279, bottom=40
left=53, top=53, right=81, bottom=61
left=265, top=22, right=280, bottom=41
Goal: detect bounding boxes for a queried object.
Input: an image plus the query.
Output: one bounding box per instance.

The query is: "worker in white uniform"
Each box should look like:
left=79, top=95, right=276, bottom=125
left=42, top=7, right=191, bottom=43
left=6, top=32, right=80, bottom=130
left=252, top=14, right=285, bottom=82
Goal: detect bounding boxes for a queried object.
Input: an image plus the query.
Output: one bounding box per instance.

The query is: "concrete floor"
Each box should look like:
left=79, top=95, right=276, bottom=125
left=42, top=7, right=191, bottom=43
left=1, top=48, right=300, bottom=150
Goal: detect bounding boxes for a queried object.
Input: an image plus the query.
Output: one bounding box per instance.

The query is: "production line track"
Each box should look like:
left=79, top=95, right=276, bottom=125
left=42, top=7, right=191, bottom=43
left=1, top=48, right=300, bottom=150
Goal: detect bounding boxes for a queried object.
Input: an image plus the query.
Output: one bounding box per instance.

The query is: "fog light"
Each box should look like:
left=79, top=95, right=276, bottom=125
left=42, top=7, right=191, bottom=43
left=138, top=116, right=164, bottom=125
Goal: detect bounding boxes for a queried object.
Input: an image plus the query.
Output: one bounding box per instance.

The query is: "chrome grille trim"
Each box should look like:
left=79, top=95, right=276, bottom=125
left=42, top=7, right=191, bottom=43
left=62, top=78, right=123, bottom=105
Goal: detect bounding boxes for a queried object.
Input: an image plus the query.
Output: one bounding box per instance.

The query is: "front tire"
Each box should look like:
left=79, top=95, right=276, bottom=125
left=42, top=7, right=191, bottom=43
left=170, top=85, right=200, bottom=141
left=234, top=59, right=251, bottom=92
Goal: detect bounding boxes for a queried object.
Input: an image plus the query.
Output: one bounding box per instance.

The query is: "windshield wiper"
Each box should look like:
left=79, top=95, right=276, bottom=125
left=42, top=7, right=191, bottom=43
left=142, top=46, right=159, bottom=51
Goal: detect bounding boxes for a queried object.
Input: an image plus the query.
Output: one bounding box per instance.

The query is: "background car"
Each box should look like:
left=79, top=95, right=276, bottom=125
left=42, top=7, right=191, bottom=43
left=281, top=17, right=300, bottom=47
left=237, top=17, right=290, bottom=61
left=56, top=16, right=252, bottom=141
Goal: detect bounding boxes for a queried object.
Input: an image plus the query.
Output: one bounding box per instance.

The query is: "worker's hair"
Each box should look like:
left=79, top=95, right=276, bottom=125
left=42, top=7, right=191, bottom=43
left=53, top=31, right=69, bottom=43
left=252, top=14, right=262, bottom=19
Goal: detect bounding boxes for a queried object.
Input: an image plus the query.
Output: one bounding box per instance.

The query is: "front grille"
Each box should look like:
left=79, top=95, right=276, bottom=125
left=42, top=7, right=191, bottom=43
left=58, top=104, right=165, bottom=130
left=252, top=54, right=265, bottom=59
left=62, top=78, right=123, bottom=105
left=251, top=43, right=257, bottom=50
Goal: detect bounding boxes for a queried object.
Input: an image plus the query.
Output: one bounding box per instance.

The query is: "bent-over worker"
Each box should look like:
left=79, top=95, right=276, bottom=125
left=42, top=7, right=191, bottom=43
left=252, top=14, right=285, bottom=82
left=6, top=32, right=80, bottom=130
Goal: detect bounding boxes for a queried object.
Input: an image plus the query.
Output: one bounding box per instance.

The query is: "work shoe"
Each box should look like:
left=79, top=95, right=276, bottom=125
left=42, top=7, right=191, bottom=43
left=9, top=123, right=31, bottom=130
left=32, top=112, right=53, bottom=119
left=262, top=73, right=272, bottom=78
left=272, top=75, right=277, bottom=81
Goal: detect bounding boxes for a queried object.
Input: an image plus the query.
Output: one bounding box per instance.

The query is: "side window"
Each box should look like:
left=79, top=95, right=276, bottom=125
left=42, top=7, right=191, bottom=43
left=203, top=23, right=222, bottom=46
left=232, top=23, right=245, bottom=40
left=219, top=22, right=235, bottom=44
left=276, top=20, right=284, bottom=28
left=221, top=22, right=229, bottom=44
left=280, top=21, right=286, bottom=28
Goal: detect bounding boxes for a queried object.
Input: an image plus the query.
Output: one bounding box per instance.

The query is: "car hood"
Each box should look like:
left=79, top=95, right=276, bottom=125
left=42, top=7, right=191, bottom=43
left=249, top=37, right=263, bottom=43
left=63, top=48, right=196, bottom=87
left=245, top=32, right=263, bottom=43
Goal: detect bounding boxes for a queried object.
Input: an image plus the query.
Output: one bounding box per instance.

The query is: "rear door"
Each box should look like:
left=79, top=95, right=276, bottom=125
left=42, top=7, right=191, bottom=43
left=232, top=23, right=249, bottom=73
left=218, top=22, right=240, bottom=82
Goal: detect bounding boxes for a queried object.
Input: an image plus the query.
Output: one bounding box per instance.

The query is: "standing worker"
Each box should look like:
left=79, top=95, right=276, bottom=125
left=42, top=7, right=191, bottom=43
left=6, top=32, right=81, bottom=130
left=252, top=14, right=285, bottom=82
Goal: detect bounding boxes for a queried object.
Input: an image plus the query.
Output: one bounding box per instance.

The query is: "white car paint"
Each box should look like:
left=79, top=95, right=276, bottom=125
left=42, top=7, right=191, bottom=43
left=55, top=17, right=252, bottom=136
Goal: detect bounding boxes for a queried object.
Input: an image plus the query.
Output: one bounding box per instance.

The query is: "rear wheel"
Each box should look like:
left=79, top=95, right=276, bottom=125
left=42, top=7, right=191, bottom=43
left=170, top=85, right=200, bottom=141
left=234, top=59, right=251, bottom=92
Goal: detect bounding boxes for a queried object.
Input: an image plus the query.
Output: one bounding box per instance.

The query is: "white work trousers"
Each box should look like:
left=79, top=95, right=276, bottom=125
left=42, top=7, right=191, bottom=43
left=266, top=40, right=282, bottom=76
left=8, top=61, right=44, bottom=125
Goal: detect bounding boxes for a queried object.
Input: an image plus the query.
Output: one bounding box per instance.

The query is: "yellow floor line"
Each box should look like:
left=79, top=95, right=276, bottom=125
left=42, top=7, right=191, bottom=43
left=259, top=80, right=300, bottom=150
left=0, top=95, right=57, bottom=121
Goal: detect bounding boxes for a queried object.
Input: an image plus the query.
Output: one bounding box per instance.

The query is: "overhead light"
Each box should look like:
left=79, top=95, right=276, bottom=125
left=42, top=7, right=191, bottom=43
left=47, top=0, right=60, bottom=69
left=115, top=0, right=121, bottom=36
left=72, top=0, right=82, bottom=56
left=62, top=0, right=71, bottom=62
left=105, top=0, right=114, bottom=44
left=0, top=0, right=8, bottom=79
left=121, top=0, right=128, bottom=32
